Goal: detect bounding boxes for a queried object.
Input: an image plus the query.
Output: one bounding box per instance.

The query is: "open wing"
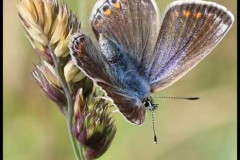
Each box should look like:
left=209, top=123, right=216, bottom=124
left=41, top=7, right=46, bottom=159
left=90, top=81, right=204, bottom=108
left=91, top=0, right=160, bottom=76
left=149, top=0, right=234, bottom=92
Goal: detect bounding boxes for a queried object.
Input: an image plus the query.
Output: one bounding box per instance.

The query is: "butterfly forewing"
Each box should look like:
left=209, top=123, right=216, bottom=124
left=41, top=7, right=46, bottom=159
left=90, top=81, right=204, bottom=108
left=149, top=1, right=234, bottom=92
left=91, top=0, right=160, bottom=75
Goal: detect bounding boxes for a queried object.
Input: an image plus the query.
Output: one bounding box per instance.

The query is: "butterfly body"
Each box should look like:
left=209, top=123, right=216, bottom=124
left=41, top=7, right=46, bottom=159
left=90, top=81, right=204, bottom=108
left=100, top=35, right=151, bottom=100
left=69, top=0, right=234, bottom=125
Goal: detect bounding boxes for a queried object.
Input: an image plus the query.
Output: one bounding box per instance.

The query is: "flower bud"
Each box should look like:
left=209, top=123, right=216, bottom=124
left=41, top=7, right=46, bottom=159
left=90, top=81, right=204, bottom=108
left=32, top=64, right=66, bottom=112
left=72, top=90, right=116, bottom=159
left=64, top=60, right=86, bottom=82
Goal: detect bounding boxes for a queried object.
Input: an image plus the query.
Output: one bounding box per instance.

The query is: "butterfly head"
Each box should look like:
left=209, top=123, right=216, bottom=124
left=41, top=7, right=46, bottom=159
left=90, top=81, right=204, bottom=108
left=143, top=97, right=158, bottom=111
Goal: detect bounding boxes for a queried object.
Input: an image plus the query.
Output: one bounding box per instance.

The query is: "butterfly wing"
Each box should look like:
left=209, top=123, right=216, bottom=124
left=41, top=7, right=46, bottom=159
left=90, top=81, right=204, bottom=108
left=91, top=0, right=160, bottom=75
left=69, top=33, right=148, bottom=125
left=149, top=0, right=234, bottom=92
left=96, top=81, right=147, bottom=125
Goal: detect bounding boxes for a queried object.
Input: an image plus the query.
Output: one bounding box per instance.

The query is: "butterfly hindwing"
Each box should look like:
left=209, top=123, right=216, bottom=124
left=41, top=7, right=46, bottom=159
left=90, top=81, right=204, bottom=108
left=97, top=81, right=147, bottom=125
left=149, top=0, right=234, bottom=92
left=69, top=33, right=113, bottom=86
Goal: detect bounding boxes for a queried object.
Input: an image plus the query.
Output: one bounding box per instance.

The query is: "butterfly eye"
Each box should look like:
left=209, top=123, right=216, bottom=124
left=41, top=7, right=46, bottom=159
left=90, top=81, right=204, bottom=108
left=143, top=98, right=158, bottom=111
left=143, top=99, right=151, bottom=108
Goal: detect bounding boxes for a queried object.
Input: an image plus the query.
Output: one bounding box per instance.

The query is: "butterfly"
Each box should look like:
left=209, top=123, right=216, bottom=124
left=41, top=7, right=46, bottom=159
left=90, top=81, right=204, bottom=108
left=69, top=0, right=234, bottom=125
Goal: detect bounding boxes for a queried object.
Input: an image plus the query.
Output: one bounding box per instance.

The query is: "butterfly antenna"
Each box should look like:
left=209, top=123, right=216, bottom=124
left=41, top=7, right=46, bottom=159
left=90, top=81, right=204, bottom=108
left=151, top=109, right=157, bottom=144
left=154, top=96, right=199, bottom=100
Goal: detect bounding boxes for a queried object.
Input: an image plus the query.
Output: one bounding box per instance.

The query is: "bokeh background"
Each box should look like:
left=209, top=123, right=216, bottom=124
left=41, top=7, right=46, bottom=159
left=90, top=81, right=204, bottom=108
left=4, top=0, right=237, bottom=160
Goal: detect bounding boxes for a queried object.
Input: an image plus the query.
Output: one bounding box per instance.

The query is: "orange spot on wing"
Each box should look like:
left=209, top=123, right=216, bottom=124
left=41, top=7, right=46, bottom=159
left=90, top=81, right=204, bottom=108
left=104, top=9, right=111, bottom=16
left=183, top=10, right=191, bottom=17
left=195, top=12, right=202, bottom=19
left=113, top=2, right=121, bottom=9
left=77, top=44, right=83, bottom=56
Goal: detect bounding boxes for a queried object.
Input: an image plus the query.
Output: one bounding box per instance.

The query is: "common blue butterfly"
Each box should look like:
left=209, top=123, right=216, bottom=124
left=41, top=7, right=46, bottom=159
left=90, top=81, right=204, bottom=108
left=69, top=0, right=234, bottom=125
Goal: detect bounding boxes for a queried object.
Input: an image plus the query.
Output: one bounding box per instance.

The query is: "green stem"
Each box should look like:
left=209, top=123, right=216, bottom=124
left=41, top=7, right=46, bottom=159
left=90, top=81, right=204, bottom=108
left=66, top=111, right=83, bottom=160
left=49, top=47, right=85, bottom=160
left=66, top=83, right=85, bottom=160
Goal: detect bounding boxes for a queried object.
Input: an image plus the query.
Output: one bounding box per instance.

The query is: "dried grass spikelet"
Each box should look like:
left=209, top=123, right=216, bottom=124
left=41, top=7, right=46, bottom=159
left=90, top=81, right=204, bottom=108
left=16, top=0, right=81, bottom=63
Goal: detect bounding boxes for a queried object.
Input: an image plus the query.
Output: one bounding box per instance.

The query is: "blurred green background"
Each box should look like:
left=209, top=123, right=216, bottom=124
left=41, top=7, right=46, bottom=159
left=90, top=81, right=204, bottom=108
left=3, top=0, right=236, bottom=160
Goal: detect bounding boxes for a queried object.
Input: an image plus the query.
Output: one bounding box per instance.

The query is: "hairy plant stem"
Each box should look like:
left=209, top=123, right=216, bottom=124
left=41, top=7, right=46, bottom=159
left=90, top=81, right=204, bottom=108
left=48, top=45, right=84, bottom=160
